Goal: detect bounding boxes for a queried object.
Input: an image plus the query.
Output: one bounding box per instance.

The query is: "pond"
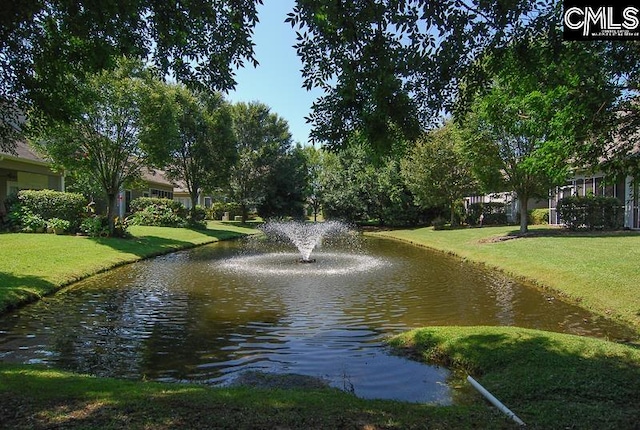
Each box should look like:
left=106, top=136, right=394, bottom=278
left=0, top=235, right=634, bottom=404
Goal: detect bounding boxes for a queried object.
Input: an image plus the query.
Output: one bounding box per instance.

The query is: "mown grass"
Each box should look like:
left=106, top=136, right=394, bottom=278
left=390, top=326, right=640, bottom=429
left=0, top=364, right=514, bottom=429
left=370, top=225, right=640, bottom=331
left=0, top=221, right=257, bottom=314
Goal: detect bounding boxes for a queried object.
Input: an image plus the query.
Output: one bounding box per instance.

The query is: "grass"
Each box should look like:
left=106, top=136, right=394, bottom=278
left=390, top=326, right=640, bottom=429
left=369, top=225, right=640, bottom=331
left=0, top=221, right=257, bottom=314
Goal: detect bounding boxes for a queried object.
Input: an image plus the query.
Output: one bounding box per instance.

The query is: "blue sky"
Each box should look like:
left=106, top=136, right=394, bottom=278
left=226, top=0, right=323, bottom=146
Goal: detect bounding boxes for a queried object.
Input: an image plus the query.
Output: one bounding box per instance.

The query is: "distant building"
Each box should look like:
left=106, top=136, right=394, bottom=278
left=0, top=141, right=65, bottom=217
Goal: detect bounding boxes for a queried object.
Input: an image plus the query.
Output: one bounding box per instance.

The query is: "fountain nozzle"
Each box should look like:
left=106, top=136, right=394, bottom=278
left=298, top=258, right=316, bottom=264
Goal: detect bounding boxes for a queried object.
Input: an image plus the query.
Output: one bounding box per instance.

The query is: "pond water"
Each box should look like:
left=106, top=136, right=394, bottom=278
left=0, top=236, right=634, bottom=404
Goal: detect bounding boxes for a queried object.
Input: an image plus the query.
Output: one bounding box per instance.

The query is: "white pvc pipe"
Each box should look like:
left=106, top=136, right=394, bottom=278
left=467, top=375, right=526, bottom=426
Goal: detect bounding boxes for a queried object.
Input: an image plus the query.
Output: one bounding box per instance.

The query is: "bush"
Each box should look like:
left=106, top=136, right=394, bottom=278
left=189, top=205, right=207, bottom=222
left=128, top=197, right=187, bottom=227
left=529, top=208, right=549, bottom=225
left=79, top=215, right=110, bottom=237
left=466, top=202, right=508, bottom=226
left=556, top=196, right=623, bottom=230
left=46, top=217, right=70, bottom=234
left=6, top=190, right=86, bottom=232
left=209, top=202, right=242, bottom=220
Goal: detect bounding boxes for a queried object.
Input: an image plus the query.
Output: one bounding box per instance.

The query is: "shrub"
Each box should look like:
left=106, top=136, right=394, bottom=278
left=529, top=208, right=549, bottom=225
left=128, top=197, right=187, bottom=227
left=209, top=202, right=242, bottom=220
left=46, top=217, right=70, bottom=234
left=466, top=202, right=508, bottom=226
left=18, top=210, right=47, bottom=233
left=189, top=205, right=207, bottom=222
left=556, top=196, right=623, bottom=230
left=129, top=197, right=186, bottom=216
left=6, top=190, right=86, bottom=232
left=79, top=215, right=110, bottom=237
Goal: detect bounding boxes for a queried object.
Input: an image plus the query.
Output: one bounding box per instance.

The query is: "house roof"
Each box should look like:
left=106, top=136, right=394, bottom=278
left=140, top=168, right=176, bottom=188
left=0, top=140, right=50, bottom=166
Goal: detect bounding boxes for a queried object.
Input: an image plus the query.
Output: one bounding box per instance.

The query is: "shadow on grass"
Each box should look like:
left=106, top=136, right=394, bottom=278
left=0, top=273, right=57, bottom=314
left=396, top=328, right=640, bottom=429
left=502, top=228, right=640, bottom=239
left=0, top=364, right=495, bottom=429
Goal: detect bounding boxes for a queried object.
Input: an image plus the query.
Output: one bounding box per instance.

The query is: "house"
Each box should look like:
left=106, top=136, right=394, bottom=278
left=0, top=141, right=65, bottom=215
left=548, top=173, right=638, bottom=229
left=116, top=168, right=175, bottom=219
left=173, top=182, right=213, bottom=210
left=464, top=192, right=547, bottom=223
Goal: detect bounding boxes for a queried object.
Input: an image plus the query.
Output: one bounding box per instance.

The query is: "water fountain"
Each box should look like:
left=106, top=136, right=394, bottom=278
left=220, top=220, right=385, bottom=276
left=259, top=220, right=350, bottom=263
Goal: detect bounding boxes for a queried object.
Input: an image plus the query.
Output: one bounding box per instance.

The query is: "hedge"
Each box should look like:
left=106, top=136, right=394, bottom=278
left=6, top=190, right=86, bottom=232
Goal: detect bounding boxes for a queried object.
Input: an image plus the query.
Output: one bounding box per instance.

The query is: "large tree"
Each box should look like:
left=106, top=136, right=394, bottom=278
left=1, top=0, right=261, bottom=151
left=286, top=0, right=560, bottom=152
left=287, top=1, right=640, bottom=158
left=401, top=121, right=477, bottom=225
left=461, top=39, right=618, bottom=233
left=33, top=59, right=168, bottom=235
left=157, top=84, right=236, bottom=220
left=228, top=102, right=293, bottom=222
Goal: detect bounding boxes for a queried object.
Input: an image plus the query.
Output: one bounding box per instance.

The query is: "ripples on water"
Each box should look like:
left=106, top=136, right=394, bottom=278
left=0, top=237, right=634, bottom=404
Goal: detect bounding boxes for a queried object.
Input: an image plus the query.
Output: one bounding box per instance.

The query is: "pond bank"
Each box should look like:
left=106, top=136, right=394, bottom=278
left=0, top=222, right=257, bottom=314
left=368, top=225, right=640, bottom=335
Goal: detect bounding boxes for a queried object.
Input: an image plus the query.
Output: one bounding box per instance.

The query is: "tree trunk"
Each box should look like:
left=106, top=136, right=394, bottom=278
left=450, top=201, right=456, bottom=226
left=190, top=191, right=199, bottom=221
left=241, top=203, right=248, bottom=224
left=106, top=193, right=118, bottom=236
left=519, top=195, right=529, bottom=234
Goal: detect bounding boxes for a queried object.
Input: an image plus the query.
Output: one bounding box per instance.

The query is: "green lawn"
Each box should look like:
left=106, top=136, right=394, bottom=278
left=0, top=221, right=257, bottom=314
left=370, top=225, right=640, bottom=331
left=390, top=326, right=640, bottom=429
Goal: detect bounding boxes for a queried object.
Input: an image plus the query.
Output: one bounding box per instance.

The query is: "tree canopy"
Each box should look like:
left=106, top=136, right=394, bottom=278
left=287, top=0, right=560, bottom=152
left=1, top=0, right=261, bottom=150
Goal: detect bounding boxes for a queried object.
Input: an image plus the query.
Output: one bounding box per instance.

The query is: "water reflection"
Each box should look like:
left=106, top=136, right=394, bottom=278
left=0, top=237, right=635, bottom=404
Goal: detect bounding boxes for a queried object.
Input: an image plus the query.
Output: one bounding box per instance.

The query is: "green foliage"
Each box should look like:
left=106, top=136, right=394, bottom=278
left=33, top=58, right=172, bottom=235
left=228, top=101, right=295, bottom=222
left=209, top=202, right=243, bottom=220
left=128, top=197, right=187, bottom=228
left=153, top=84, right=237, bottom=215
left=1, top=0, right=260, bottom=150
left=529, top=208, right=549, bottom=225
left=46, top=217, right=70, bottom=233
left=79, top=216, right=110, bottom=237
left=557, top=196, right=623, bottom=231
left=7, top=190, right=86, bottom=232
left=466, top=202, right=508, bottom=226
left=320, top=141, right=422, bottom=226
left=401, top=122, right=477, bottom=225
left=287, top=0, right=558, bottom=152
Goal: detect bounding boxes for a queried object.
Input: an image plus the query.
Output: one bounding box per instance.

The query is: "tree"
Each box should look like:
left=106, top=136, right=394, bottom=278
left=258, top=144, right=308, bottom=220
left=286, top=0, right=560, bottom=152
left=320, top=138, right=419, bottom=226
left=157, top=84, right=236, bottom=220
left=1, top=0, right=261, bottom=151
left=228, top=102, right=293, bottom=222
left=460, top=39, right=618, bottom=233
left=300, top=145, right=325, bottom=222
left=33, top=59, right=167, bottom=235
left=401, top=122, right=477, bottom=225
